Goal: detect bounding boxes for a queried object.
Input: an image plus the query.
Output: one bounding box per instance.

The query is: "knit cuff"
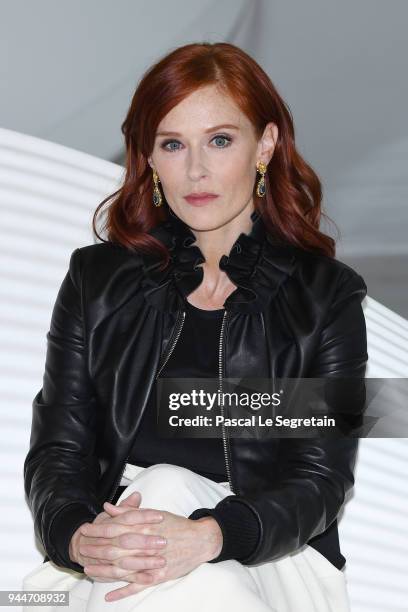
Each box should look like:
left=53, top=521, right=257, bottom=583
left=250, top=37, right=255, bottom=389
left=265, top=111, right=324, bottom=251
left=48, top=503, right=101, bottom=572
left=189, top=500, right=260, bottom=563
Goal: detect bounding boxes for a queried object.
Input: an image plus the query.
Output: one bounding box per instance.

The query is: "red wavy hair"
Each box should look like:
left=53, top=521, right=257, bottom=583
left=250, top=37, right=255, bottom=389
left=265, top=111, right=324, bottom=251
left=92, top=42, right=339, bottom=266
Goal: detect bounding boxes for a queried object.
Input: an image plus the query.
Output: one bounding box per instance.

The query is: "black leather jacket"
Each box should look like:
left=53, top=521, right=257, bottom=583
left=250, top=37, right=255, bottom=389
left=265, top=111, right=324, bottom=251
left=24, top=209, right=368, bottom=574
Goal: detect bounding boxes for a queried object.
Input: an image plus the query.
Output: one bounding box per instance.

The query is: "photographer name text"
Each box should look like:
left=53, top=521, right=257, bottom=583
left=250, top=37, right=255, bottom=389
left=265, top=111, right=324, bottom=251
left=167, top=415, right=336, bottom=429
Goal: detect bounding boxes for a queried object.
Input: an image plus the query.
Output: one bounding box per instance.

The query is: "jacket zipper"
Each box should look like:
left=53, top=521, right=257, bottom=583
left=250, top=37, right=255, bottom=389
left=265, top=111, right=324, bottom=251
left=218, top=309, right=235, bottom=493
left=155, top=311, right=186, bottom=379
left=107, top=310, right=186, bottom=502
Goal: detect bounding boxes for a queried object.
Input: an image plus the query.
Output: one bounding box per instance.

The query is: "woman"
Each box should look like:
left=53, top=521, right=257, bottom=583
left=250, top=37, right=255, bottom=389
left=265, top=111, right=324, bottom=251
left=23, top=42, right=368, bottom=611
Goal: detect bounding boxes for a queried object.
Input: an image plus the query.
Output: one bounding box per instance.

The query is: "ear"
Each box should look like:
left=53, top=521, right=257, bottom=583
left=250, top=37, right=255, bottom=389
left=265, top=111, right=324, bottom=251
left=257, top=122, right=278, bottom=164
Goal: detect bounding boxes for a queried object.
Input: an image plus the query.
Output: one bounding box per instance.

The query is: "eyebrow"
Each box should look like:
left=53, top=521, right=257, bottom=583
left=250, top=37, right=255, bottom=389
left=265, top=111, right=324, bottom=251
left=156, top=124, right=240, bottom=137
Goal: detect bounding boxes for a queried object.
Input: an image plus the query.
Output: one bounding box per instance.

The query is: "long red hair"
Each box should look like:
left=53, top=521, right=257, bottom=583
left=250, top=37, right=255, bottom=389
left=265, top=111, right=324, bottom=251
left=92, top=42, right=338, bottom=266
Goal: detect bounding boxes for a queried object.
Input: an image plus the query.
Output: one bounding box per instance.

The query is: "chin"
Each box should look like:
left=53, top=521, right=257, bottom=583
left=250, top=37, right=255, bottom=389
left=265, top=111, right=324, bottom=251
left=175, top=207, right=221, bottom=230
left=172, top=202, right=239, bottom=232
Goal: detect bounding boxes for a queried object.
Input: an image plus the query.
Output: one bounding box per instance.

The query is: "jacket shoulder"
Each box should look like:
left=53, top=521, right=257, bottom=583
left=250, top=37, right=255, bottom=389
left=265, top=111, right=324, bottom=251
left=291, top=247, right=367, bottom=305
left=74, top=241, right=144, bottom=275
left=68, top=242, right=145, bottom=302
left=77, top=241, right=143, bottom=266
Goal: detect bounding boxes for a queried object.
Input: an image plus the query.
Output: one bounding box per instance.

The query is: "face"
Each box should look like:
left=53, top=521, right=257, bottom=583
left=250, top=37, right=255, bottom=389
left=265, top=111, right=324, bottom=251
left=148, top=84, right=277, bottom=232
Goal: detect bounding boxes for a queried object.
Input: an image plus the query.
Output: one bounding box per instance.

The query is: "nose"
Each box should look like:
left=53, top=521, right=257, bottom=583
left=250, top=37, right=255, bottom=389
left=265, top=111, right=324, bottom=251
left=186, top=147, right=208, bottom=181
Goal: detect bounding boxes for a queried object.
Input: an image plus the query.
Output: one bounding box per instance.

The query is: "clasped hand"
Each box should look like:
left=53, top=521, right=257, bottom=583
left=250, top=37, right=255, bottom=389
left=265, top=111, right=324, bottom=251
left=77, top=491, right=221, bottom=602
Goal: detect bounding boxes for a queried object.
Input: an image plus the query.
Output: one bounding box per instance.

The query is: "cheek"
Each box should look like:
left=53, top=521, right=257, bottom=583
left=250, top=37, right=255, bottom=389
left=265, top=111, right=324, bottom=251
left=221, top=150, right=254, bottom=184
left=225, top=160, right=256, bottom=195
left=155, top=165, right=180, bottom=195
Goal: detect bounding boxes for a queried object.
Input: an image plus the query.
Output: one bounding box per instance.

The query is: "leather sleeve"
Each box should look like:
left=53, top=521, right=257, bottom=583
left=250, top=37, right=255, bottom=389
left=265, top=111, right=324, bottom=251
left=209, top=269, right=368, bottom=566
left=24, top=248, right=104, bottom=572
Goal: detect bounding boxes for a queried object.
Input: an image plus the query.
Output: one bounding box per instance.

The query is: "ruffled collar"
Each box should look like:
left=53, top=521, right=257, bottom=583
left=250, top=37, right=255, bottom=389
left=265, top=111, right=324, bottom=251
left=139, top=208, right=298, bottom=314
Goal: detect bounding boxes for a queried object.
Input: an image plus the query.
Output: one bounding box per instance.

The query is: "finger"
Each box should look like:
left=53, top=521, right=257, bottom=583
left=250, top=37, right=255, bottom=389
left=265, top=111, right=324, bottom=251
left=116, top=554, right=166, bottom=571
left=105, top=577, right=156, bottom=602
left=93, top=511, right=111, bottom=524
left=118, top=532, right=167, bottom=551
left=80, top=535, right=113, bottom=546
left=103, top=501, right=146, bottom=516
left=80, top=543, right=125, bottom=562
left=80, top=534, right=166, bottom=560
left=103, top=502, right=126, bottom=516
left=104, top=504, right=135, bottom=516
left=79, top=534, right=164, bottom=558
left=80, top=540, right=146, bottom=562
left=84, top=563, right=137, bottom=581
left=120, top=491, right=141, bottom=506
left=86, top=555, right=166, bottom=578
left=113, top=508, right=165, bottom=525
left=103, top=493, right=141, bottom=515
left=90, top=567, right=159, bottom=586
left=77, top=555, right=114, bottom=574
left=81, top=556, right=111, bottom=567
left=79, top=522, right=128, bottom=539
left=81, top=510, right=164, bottom=535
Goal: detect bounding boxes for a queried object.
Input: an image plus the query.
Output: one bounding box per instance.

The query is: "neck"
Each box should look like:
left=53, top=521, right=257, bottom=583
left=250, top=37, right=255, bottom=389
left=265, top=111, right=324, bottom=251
left=142, top=204, right=296, bottom=314
left=189, top=201, right=256, bottom=272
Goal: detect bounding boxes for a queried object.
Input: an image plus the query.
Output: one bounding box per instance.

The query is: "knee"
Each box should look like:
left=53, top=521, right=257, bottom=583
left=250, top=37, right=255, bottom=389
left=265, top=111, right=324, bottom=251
left=141, top=463, right=197, bottom=491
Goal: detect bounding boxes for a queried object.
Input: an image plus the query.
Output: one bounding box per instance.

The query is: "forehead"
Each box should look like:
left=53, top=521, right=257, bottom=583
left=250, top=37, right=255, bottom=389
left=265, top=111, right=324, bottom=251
left=157, top=85, right=249, bottom=132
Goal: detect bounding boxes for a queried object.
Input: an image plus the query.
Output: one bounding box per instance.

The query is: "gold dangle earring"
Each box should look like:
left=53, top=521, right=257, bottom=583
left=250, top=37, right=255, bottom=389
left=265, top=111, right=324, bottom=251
left=152, top=168, right=163, bottom=207
left=256, top=161, right=267, bottom=197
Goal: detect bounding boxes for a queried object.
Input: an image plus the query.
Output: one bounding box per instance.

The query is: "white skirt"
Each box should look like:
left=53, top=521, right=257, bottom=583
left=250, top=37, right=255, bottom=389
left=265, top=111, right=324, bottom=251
left=22, top=463, right=351, bottom=612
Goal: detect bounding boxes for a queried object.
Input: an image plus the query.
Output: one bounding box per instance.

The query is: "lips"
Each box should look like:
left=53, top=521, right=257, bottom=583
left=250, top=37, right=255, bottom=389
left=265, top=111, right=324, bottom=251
left=184, top=193, right=219, bottom=205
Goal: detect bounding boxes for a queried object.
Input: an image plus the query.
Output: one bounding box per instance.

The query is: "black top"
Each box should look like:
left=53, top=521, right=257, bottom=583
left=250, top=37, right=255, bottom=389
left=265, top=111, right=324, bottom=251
left=127, top=300, right=260, bottom=562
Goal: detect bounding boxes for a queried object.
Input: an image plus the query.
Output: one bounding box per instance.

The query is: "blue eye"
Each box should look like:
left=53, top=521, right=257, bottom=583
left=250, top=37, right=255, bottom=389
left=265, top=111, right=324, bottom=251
left=162, top=140, right=181, bottom=152
left=160, top=134, right=232, bottom=153
left=212, top=135, right=232, bottom=148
